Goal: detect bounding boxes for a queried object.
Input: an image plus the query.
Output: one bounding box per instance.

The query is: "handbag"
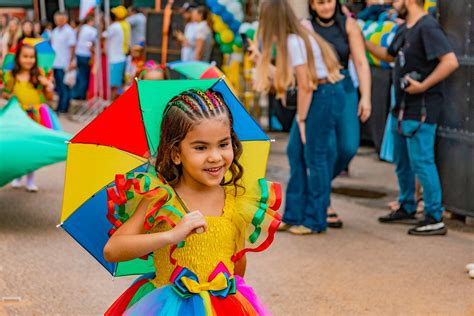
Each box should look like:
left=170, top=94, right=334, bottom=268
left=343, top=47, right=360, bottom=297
left=282, top=86, right=297, bottom=110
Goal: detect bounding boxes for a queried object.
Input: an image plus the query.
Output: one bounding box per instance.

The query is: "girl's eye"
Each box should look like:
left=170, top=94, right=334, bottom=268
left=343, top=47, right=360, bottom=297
left=219, top=142, right=230, bottom=148
left=194, top=146, right=206, bottom=151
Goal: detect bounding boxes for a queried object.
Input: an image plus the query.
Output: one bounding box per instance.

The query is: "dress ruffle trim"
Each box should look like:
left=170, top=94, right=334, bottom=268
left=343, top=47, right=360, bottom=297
left=106, top=172, right=282, bottom=263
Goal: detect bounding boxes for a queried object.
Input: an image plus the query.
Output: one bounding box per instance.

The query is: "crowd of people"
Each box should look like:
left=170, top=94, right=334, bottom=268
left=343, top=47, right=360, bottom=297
left=252, top=0, right=458, bottom=237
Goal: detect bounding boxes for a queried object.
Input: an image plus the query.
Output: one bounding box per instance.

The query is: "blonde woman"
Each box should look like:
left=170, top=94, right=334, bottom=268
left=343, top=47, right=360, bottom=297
left=255, top=0, right=344, bottom=234
left=2, top=17, right=20, bottom=60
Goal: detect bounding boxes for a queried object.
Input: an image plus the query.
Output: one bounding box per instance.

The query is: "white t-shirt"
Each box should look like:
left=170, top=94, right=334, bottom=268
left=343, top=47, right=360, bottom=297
left=75, top=24, right=97, bottom=57
left=127, top=13, right=146, bottom=46
left=287, top=34, right=328, bottom=79
left=51, top=24, right=76, bottom=69
left=102, top=22, right=126, bottom=64
left=192, top=21, right=213, bottom=62
left=181, top=22, right=197, bottom=61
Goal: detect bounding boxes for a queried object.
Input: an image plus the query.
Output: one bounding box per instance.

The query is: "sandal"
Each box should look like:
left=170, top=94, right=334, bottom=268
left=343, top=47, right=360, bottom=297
left=327, top=213, right=343, bottom=228
left=277, top=222, right=292, bottom=232
left=288, top=225, right=320, bottom=235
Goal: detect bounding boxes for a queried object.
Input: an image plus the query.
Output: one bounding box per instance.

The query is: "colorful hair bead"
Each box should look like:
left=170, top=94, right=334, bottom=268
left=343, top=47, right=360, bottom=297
left=196, top=90, right=214, bottom=111
left=187, top=91, right=207, bottom=111
left=211, top=91, right=225, bottom=109
left=206, top=91, right=220, bottom=110
left=181, top=95, right=199, bottom=111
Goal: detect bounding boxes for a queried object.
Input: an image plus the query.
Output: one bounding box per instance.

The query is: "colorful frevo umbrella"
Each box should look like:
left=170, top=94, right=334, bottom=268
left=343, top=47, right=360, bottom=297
left=167, top=61, right=238, bottom=96
left=2, top=37, right=55, bottom=81
left=59, top=78, right=281, bottom=277
left=167, top=61, right=223, bottom=80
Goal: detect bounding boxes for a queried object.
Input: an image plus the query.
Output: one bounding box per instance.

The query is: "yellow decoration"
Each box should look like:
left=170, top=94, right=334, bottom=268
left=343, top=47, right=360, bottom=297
left=232, top=45, right=243, bottom=53
left=181, top=274, right=230, bottom=294
left=220, top=29, right=234, bottom=44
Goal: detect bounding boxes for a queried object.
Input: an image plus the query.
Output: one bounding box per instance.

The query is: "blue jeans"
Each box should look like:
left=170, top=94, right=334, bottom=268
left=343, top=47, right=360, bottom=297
left=391, top=115, right=444, bottom=221
left=283, top=83, right=345, bottom=231
left=72, top=56, right=91, bottom=100
left=53, top=68, right=71, bottom=113
left=328, top=71, right=360, bottom=178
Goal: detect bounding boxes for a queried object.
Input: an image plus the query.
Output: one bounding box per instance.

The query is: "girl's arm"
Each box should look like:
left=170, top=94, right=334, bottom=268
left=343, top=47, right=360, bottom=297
left=194, top=38, right=204, bottom=61
left=104, top=198, right=208, bottom=262
left=234, top=255, right=247, bottom=277
left=347, top=18, right=372, bottom=123
left=294, top=63, right=313, bottom=144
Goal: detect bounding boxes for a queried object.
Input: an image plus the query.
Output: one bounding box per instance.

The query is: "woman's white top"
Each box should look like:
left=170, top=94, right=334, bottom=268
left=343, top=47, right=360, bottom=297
left=287, top=33, right=328, bottom=79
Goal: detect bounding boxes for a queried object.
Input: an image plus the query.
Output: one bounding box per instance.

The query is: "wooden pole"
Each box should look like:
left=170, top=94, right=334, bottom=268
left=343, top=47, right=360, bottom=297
left=155, top=0, right=161, bottom=12
left=33, top=0, right=40, bottom=21
left=39, top=0, right=47, bottom=22
left=161, top=0, right=173, bottom=65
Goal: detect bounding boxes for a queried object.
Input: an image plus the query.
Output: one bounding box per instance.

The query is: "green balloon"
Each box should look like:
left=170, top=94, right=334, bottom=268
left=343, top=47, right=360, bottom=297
left=245, top=29, right=256, bottom=40
left=220, top=43, right=233, bottom=54
left=215, top=33, right=223, bottom=45
left=234, top=35, right=243, bottom=48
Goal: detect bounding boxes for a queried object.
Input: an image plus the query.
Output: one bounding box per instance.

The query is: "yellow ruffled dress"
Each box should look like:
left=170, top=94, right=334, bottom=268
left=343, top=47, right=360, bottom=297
left=105, top=173, right=281, bottom=315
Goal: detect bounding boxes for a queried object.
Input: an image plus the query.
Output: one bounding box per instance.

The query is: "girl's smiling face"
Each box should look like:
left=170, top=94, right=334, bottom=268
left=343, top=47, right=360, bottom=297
left=18, top=46, right=36, bottom=71
left=173, top=116, right=234, bottom=189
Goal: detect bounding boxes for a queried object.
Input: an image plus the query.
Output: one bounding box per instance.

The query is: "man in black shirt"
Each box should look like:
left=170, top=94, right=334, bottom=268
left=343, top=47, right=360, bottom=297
left=365, top=0, right=459, bottom=236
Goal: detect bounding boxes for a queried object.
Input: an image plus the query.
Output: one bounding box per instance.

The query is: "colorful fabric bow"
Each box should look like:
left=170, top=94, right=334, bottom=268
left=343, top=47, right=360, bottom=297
left=170, top=263, right=236, bottom=299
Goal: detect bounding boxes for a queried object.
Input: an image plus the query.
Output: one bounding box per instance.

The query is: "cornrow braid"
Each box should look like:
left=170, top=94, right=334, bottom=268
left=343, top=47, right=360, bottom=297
left=155, top=89, right=244, bottom=189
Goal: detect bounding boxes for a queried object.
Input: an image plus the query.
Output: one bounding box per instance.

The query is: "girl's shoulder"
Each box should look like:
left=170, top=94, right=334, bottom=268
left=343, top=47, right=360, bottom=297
left=224, top=179, right=282, bottom=262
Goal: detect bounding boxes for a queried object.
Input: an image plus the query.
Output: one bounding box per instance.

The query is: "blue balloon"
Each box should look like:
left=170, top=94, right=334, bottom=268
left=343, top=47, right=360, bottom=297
left=222, top=11, right=233, bottom=25
left=214, top=4, right=225, bottom=15
left=230, top=20, right=240, bottom=33
left=207, top=0, right=217, bottom=9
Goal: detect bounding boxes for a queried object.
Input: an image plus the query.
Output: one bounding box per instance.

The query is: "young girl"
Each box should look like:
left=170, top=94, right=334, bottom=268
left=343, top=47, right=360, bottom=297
left=254, top=0, right=344, bottom=234
left=104, top=89, right=281, bottom=314
left=4, top=42, right=54, bottom=192
left=138, top=60, right=167, bottom=80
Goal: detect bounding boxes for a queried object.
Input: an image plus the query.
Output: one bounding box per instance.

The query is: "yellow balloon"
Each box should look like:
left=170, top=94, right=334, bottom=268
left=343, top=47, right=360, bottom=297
left=221, top=29, right=234, bottom=44
left=233, top=45, right=243, bottom=52
left=214, top=20, right=227, bottom=33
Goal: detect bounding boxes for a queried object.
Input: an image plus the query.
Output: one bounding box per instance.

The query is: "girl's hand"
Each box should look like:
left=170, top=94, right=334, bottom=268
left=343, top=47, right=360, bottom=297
left=170, top=211, right=207, bottom=244
left=358, top=97, right=372, bottom=123
left=39, top=76, right=54, bottom=91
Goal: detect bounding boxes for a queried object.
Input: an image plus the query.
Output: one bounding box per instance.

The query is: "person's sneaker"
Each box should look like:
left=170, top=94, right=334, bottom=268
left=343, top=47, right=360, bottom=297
left=11, top=179, right=23, bottom=189
left=25, top=183, right=39, bottom=193
left=408, top=217, right=447, bottom=236
left=277, top=222, right=292, bottom=232
left=378, top=207, right=418, bottom=225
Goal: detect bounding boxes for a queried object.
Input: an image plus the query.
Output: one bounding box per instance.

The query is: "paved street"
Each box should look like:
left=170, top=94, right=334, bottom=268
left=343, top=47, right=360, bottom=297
left=1, top=118, right=473, bottom=315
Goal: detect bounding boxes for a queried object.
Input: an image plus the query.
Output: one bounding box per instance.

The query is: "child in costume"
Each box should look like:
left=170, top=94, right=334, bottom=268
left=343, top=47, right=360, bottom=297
left=3, top=41, right=55, bottom=192
left=104, top=89, right=281, bottom=315
left=138, top=60, right=167, bottom=80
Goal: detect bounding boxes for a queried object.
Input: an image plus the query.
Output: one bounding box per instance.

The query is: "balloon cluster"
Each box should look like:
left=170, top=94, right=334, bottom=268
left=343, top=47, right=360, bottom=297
left=360, top=20, right=398, bottom=69
left=206, top=0, right=254, bottom=54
